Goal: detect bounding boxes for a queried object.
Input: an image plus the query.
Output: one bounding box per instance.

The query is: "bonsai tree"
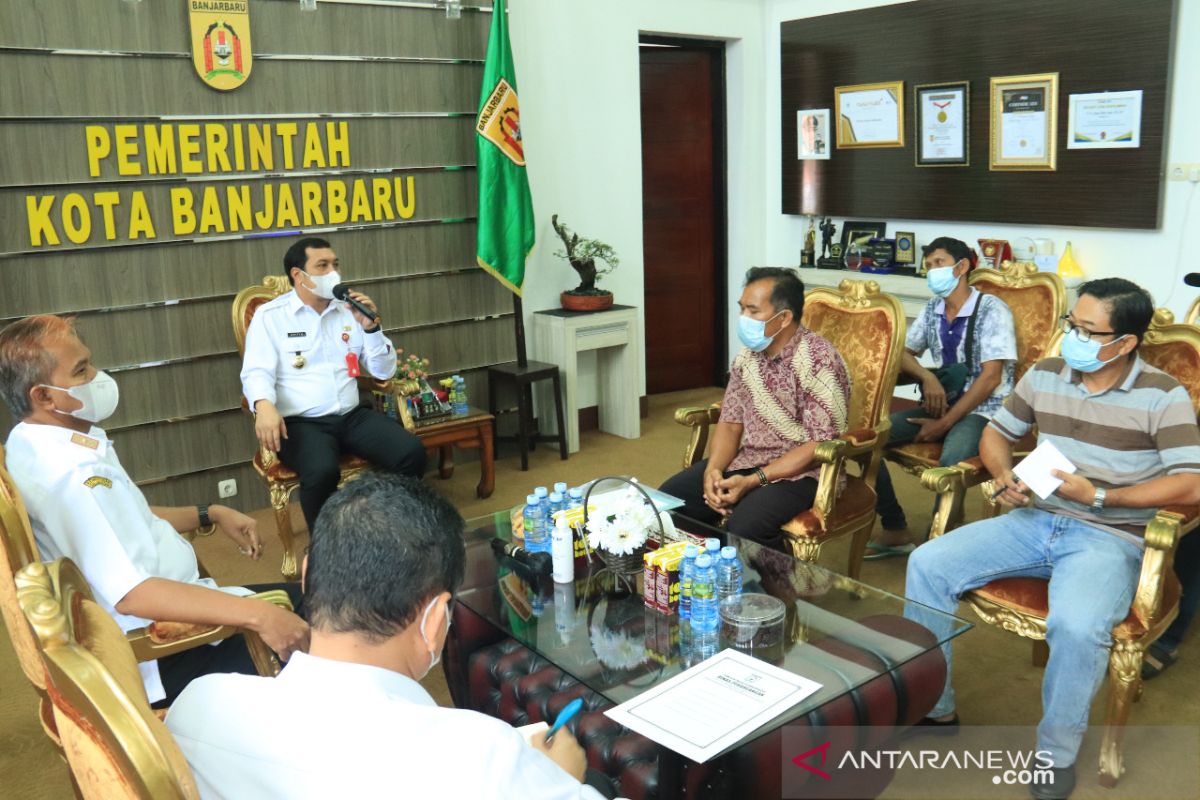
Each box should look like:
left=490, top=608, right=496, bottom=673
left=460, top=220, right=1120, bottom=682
left=552, top=214, right=619, bottom=296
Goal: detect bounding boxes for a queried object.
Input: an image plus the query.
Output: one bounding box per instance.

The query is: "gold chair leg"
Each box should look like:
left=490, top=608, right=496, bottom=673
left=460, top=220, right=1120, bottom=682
left=1098, top=641, right=1143, bottom=788
left=1032, top=639, right=1049, bottom=667
left=268, top=482, right=299, bottom=580
left=846, top=519, right=873, bottom=582
left=929, top=483, right=965, bottom=540
left=243, top=630, right=283, bottom=677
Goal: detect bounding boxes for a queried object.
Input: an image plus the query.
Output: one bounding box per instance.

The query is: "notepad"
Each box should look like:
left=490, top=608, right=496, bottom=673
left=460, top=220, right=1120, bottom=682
left=1013, top=440, right=1077, bottom=500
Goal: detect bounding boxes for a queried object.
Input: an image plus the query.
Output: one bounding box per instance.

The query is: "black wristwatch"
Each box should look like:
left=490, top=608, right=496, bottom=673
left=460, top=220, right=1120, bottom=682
left=363, top=323, right=381, bottom=334
left=197, top=504, right=212, bottom=528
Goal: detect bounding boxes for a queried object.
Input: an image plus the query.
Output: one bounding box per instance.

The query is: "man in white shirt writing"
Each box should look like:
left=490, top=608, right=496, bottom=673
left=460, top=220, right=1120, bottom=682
left=241, top=237, right=426, bottom=534
left=168, top=472, right=610, bottom=800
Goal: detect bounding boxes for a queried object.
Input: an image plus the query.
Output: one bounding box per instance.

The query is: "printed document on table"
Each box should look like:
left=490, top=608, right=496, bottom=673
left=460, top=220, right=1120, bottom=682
left=604, top=648, right=822, bottom=763
left=1013, top=440, right=1077, bottom=500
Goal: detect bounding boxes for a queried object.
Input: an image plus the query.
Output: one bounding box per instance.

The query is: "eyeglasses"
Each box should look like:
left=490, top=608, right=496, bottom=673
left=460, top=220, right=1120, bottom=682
left=1060, top=315, right=1116, bottom=343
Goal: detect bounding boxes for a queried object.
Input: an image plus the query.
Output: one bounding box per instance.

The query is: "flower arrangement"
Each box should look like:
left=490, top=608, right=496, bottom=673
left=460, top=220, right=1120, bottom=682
left=584, top=490, right=657, bottom=557
left=397, top=350, right=429, bottom=382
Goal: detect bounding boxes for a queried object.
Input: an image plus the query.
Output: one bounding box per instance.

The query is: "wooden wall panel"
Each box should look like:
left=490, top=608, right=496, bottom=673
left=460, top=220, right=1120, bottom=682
left=139, top=461, right=268, bottom=514
left=0, top=0, right=490, bottom=61
left=0, top=56, right=481, bottom=117
left=0, top=222, right=478, bottom=318
left=111, top=409, right=256, bottom=484
left=2, top=2, right=500, bottom=512
left=779, top=0, right=1175, bottom=229
left=0, top=117, right=475, bottom=187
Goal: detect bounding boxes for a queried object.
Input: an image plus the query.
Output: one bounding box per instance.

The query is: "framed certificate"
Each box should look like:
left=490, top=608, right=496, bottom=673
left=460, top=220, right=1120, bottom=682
left=989, top=73, right=1058, bottom=171
left=796, top=108, right=831, bottom=160
left=1067, top=90, right=1142, bottom=149
left=835, top=81, right=904, bottom=148
left=915, top=81, right=969, bottom=167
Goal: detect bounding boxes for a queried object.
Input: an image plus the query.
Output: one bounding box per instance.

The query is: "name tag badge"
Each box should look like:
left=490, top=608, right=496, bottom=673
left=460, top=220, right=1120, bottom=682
left=346, top=352, right=360, bottom=378
left=286, top=331, right=307, bottom=338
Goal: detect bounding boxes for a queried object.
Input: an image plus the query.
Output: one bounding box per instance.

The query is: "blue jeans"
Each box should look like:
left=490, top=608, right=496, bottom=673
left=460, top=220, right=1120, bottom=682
left=905, top=508, right=1143, bottom=767
left=875, top=409, right=989, bottom=531
left=1159, top=527, right=1200, bottom=651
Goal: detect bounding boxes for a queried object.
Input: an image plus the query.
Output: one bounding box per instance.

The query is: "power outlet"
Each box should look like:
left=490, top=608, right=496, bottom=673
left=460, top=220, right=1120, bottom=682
left=218, top=479, right=238, bottom=499
left=1168, top=163, right=1200, bottom=182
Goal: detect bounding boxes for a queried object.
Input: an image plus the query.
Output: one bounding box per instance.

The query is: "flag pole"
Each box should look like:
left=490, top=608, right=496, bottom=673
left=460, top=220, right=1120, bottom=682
left=513, top=293, right=528, bottom=368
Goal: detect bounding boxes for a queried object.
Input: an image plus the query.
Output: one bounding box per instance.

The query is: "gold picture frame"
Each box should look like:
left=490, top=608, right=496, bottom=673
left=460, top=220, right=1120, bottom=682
left=989, top=72, right=1058, bottom=171
left=835, top=81, right=905, bottom=148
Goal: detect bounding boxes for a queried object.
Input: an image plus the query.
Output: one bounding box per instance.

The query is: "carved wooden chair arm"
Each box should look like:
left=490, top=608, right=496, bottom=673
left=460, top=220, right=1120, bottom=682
left=1132, top=508, right=1195, bottom=627
left=674, top=404, right=722, bottom=468
left=809, top=423, right=887, bottom=522
left=127, top=590, right=294, bottom=673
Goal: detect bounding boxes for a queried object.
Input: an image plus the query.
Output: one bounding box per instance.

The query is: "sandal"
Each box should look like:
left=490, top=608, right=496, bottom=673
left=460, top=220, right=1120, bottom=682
left=1141, top=643, right=1179, bottom=680
left=863, top=542, right=916, bottom=561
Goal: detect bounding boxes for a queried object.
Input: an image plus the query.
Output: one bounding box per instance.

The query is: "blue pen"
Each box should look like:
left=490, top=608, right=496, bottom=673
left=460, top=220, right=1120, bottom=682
left=545, top=698, right=584, bottom=743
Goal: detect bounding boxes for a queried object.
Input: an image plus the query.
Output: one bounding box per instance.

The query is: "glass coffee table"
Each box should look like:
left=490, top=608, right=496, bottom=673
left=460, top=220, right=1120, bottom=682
left=454, top=509, right=972, bottom=798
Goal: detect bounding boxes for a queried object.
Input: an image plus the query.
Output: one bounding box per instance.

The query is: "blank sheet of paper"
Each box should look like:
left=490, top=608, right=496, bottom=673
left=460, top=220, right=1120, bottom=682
left=1013, top=440, right=1077, bottom=500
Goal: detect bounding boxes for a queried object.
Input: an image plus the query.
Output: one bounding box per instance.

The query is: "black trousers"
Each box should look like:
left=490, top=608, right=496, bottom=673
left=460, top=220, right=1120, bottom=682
left=153, top=582, right=304, bottom=708
left=277, top=405, right=427, bottom=534
left=659, top=459, right=818, bottom=552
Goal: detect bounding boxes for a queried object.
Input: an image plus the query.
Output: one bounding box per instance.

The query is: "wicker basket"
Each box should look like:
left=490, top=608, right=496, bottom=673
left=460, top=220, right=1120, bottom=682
left=598, top=547, right=646, bottom=576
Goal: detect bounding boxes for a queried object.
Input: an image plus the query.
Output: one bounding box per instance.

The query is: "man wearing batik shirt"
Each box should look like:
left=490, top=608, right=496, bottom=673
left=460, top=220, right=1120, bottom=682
left=660, top=268, right=850, bottom=550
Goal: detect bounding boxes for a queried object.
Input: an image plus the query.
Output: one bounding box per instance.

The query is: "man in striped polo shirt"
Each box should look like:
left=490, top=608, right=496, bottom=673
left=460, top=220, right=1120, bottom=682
left=906, top=278, right=1200, bottom=800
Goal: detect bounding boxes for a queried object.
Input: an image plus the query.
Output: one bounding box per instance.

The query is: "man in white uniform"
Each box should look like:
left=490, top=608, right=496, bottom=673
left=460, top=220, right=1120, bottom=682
left=241, top=236, right=427, bottom=535
left=0, top=315, right=309, bottom=706
left=167, top=472, right=614, bottom=799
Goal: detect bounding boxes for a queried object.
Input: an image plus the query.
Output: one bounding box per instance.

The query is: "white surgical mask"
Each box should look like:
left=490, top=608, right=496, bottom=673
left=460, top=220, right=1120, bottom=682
left=39, top=370, right=120, bottom=424
left=300, top=269, right=341, bottom=300
left=418, top=595, right=451, bottom=679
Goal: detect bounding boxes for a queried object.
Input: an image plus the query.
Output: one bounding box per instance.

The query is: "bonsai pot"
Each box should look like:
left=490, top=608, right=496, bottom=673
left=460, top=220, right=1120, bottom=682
left=560, top=291, right=613, bottom=312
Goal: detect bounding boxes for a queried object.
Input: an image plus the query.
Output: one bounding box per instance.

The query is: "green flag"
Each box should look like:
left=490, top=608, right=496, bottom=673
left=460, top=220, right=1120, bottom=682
left=475, top=0, right=534, bottom=295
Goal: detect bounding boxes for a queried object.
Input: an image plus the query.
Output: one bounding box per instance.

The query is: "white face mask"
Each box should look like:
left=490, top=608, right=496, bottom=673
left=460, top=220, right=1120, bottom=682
left=418, top=595, right=451, bottom=679
left=300, top=269, right=341, bottom=300
left=39, top=370, right=120, bottom=424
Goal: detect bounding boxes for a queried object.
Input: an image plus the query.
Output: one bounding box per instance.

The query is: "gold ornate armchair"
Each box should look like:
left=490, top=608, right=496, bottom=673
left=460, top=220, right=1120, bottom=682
left=675, top=280, right=906, bottom=578
left=888, top=260, right=1066, bottom=534
left=0, top=453, right=287, bottom=757
left=18, top=558, right=200, bottom=800
left=923, top=308, right=1200, bottom=787
left=232, top=275, right=419, bottom=579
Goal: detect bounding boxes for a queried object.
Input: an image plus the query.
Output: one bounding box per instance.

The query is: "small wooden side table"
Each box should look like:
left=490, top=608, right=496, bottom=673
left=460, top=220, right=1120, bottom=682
left=413, top=408, right=496, bottom=498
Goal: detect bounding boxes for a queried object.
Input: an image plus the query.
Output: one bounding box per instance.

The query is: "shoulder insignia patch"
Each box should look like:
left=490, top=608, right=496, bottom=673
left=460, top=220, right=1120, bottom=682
left=83, top=476, right=112, bottom=489
left=70, top=433, right=99, bottom=450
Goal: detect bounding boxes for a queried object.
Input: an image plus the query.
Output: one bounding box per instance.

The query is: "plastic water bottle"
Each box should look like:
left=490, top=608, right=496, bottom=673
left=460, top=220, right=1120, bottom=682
left=534, top=485, right=550, bottom=523
left=549, top=491, right=566, bottom=525
left=452, top=374, right=469, bottom=415
left=678, top=544, right=700, bottom=620
left=704, top=538, right=722, bottom=569
left=717, top=546, right=743, bottom=603
left=566, top=487, right=584, bottom=510
left=691, top=554, right=719, bottom=633
left=554, top=481, right=568, bottom=498
left=524, top=494, right=549, bottom=553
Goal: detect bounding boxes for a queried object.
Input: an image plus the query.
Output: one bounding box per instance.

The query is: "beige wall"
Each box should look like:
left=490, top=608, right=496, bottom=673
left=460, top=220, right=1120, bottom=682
left=0, top=0, right=506, bottom=510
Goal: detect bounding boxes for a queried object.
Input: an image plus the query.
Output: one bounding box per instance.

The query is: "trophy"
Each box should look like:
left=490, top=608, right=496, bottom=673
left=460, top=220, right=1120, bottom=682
left=816, top=217, right=842, bottom=269
left=978, top=239, right=1012, bottom=270
left=801, top=216, right=816, bottom=267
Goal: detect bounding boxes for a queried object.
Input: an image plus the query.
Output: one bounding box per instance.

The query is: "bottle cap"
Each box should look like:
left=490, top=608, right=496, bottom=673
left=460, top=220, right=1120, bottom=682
left=554, top=482, right=568, bottom=493
left=705, top=538, right=720, bottom=551
left=568, top=487, right=583, bottom=498
left=684, top=544, right=699, bottom=558
left=549, top=491, right=564, bottom=503
left=526, top=494, right=539, bottom=505
left=721, top=546, right=737, bottom=559
left=535, top=486, right=549, bottom=497
left=555, top=514, right=570, bottom=527
left=696, top=554, right=713, bottom=569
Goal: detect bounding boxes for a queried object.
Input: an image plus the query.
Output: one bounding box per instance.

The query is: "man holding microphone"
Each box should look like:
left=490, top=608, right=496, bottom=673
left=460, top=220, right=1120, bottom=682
left=241, top=237, right=426, bottom=535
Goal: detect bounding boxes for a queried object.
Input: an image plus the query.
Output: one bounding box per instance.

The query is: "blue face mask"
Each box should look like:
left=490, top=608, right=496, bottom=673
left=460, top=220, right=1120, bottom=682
left=737, top=310, right=785, bottom=352
left=1061, top=330, right=1128, bottom=373
left=925, top=262, right=962, bottom=298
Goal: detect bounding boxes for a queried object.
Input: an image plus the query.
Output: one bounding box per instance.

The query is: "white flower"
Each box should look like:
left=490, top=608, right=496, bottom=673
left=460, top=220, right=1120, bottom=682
left=584, top=500, right=653, bottom=556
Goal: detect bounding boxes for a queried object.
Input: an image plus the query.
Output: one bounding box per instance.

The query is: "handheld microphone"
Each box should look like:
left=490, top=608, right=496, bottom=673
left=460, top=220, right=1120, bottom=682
left=1185, top=273, right=1200, bottom=288
left=332, top=283, right=380, bottom=323
left=490, top=538, right=552, bottom=578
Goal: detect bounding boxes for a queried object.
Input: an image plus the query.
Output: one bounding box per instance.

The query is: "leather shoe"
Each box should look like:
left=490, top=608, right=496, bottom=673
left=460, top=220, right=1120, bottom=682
left=1028, top=765, right=1075, bottom=800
